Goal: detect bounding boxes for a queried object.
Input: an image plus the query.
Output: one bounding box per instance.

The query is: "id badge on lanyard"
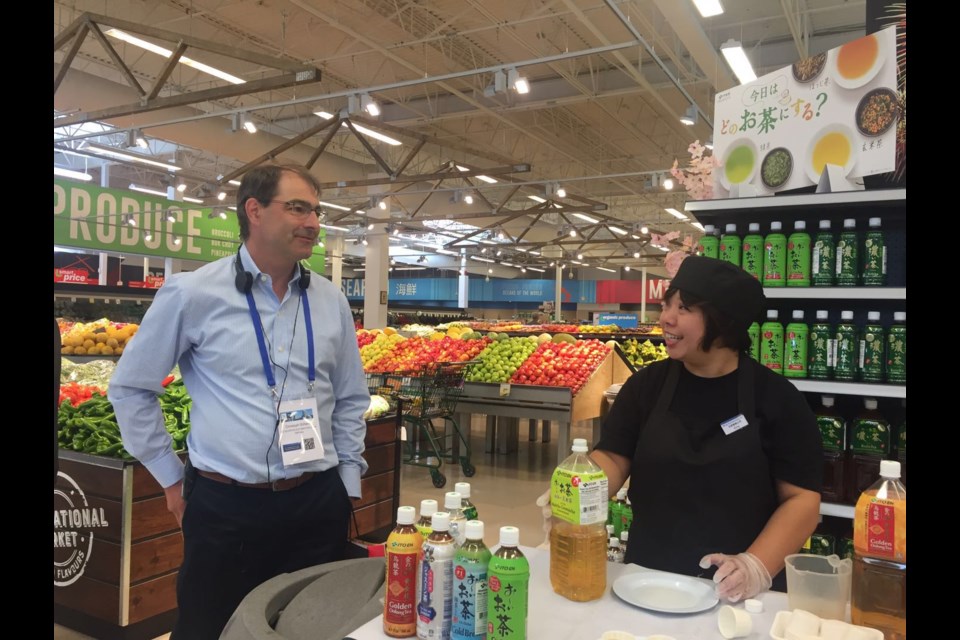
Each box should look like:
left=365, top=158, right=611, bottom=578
left=278, top=394, right=324, bottom=466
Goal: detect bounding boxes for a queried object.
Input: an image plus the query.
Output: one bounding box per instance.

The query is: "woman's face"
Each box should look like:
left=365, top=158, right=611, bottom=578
left=659, top=292, right=707, bottom=362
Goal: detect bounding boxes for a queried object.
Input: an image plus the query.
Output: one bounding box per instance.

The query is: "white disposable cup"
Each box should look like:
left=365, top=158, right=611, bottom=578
left=717, top=605, right=753, bottom=639
left=819, top=619, right=850, bottom=640
left=786, top=609, right=821, bottom=636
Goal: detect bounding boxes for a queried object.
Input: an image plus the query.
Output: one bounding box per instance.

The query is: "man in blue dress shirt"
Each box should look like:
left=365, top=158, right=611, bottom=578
left=109, top=163, right=370, bottom=639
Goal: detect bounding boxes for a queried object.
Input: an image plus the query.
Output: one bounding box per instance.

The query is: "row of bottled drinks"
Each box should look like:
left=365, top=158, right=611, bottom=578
left=748, top=309, right=906, bottom=383
left=698, top=218, right=890, bottom=287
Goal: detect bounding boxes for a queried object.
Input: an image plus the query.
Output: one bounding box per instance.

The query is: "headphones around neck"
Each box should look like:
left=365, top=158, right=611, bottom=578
left=234, top=250, right=310, bottom=294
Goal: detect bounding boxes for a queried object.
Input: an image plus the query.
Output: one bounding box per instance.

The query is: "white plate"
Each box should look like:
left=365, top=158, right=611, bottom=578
left=612, top=571, right=719, bottom=614
left=718, top=138, right=759, bottom=190
left=804, top=123, right=858, bottom=183
left=830, top=33, right=886, bottom=90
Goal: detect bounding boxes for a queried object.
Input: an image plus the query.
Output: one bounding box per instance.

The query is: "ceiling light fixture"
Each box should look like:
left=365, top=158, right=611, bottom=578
left=314, top=111, right=402, bottom=145
left=361, top=93, right=380, bottom=117
left=528, top=195, right=547, bottom=203
left=182, top=196, right=203, bottom=204
left=456, top=165, right=498, bottom=183
left=665, top=207, right=689, bottom=220
left=663, top=177, right=675, bottom=190
left=318, top=200, right=351, bottom=212
left=54, top=167, right=92, bottom=182
left=680, top=105, right=698, bottom=126
left=569, top=228, right=577, bottom=238
left=573, top=213, right=600, bottom=224
left=360, top=235, right=369, bottom=246
left=217, top=191, right=227, bottom=201
left=625, top=265, right=631, bottom=272
left=705, top=137, right=715, bottom=150
left=556, top=186, right=566, bottom=199
left=173, top=235, right=182, bottom=246
left=691, top=222, right=705, bottom=231
left=219, top=210, right=228, bottom=220
left=228, top=179, right=242, bottom=186
left=692, top=0, right=724, bottom=17
left=144, top=231, right=153, bottom=241
left=634, top=252, right=641, bottom=259
left=104, top=28, right=246, bottom=84
left=609, top=226, right=628, bottom=236
left=378, top=198, right=388, bottom=211
left=720, top=39, right=758, bottom=84
left=464, top=193, right=474, bottom=205
left=129, top=184, right=168, bottom=197
left=507, top=67, right=530, bottom=94
left=176, top=182, right=187, bottom=193
left=83, top=144, right=182, bottom=171
left=641, top=225, right=650, bottom=235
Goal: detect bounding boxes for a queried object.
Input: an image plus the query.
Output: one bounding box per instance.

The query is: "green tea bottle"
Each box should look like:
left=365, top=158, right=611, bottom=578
left=859, top=311, right=885, bottom=383
left=720, top=223, right=741, bottom=266
left=845, top=398, right=891, bottom=503
left=748, top=322, right=761, bottom=362
left=836, top=218, right=859, bottom=286
left=812, top=220, right=836, bottom=287
left=835, top=310, right=858, bottom=382
left=452, top=520, right=492, bottom=640
left=416, top=499, right=438, bottom=540
left=698, top=224, right=719, bottom=258
left=784, top=310, right=809, bottom=378
left=455, top=482, right=479, bottom=521
left=808, top=310, right=834, bottom=380
left=741, top=223, right=763, bottom=279
left=763, top=221, right=787, bottom=287
left=886, top=312, right=906, bottom=384
left=487, top=526, right=529, bottom=640
left=787, top=220, right=812, bottom=287
left=611, top=488, right=627, bottom=537
left=760, top=309, right=784, bottom=374
left=862, top=217, right=887, bottom=286
left=816, top=396, right=847, bottom=503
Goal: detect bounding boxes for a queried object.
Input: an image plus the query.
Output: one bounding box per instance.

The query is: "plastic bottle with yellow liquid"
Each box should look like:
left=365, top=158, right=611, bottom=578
left=416, top=499, right=438, bottom=540
left=549, top=438, right=608, bottom=602
left=384, top=506, right=422, bottom=638
left=852, top=460, right=906, bottom=640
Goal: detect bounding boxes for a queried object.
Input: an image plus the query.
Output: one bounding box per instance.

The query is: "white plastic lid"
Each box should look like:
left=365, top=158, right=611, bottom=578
left=609, top=538, right=621, bottom=549
left=420, top=499, right=438, bottom=517
left=748, top=223, right=760, bottom=232
left=869, top=217, right=882, bottom=227
left=616, top=488, right=628, bottom=500
left=843, top=218, right=856, bottom=228
left=880, top=460, right=901, bottom=479
left=744, top=599, right=764, bottom=613
left=894, top=311, right=906, bottom=322
left=620, top=531, right=629, bottom=542
left=792, top=310, right=804, bottom=320
left=868, top=311, right=881, bottom=322
left=444, top=492, right=463, bottom=509
left=864, top=398, right=878, bottom=410
left=822, top=396, right=835, bottom=407
left=725, top=223, right=737, bottom=233
left=397, top=506, right=417, bottom=525
left=819, top=220, right=831, bottom=230
left=704, top=224, right=716, bottom=232
left=795, top=220, right=806, bottom=230
left=841, top=310, right=854, bottom=320
left=770, top=221, right=782, bottom=231
left=606, top=524, right=614, bottom=535
left=816, top=310, right=829, bottom=320
left=464, top=520, right=484, bottom=540
left=572, top=438, right=588, bottom=453
left=499, top=526, right=520, bottom=546
left=455, top=482, right=472, bottom=498
left=432, top=512, right=451, bottom=531
left=766, top=309, right=779, bottom=320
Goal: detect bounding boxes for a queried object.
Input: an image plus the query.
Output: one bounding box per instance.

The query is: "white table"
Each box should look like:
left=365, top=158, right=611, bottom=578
left=348, top=546, right=788, bottom=639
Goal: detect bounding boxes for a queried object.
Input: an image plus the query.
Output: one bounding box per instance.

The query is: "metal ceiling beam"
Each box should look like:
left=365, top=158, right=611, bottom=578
left=218, top=116, right=338, bottom=184
left=316, top=163, right=529, bottom=190
left=85, top=21, right=144, bottom=98
left=54, top=24, right=89, bottom=95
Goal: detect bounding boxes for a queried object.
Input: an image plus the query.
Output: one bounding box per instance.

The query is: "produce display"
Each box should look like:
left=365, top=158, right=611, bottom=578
left=59, top=382, right=106, bottom=407
left=363, top=395, right=391, bottom=420
left=465, top=336, right=540, bottom=383
left=360, top=332, right=406, bottom=369
left=509, top=339, right=611, bottom=394
left=59, top=318, right=140, bottom=356
left=366, top=336, right=491, bottom=374
left=618, top=339, right=669, bottom=369
left=398, top=323, right=437, bottom=337
left=61, top=358, right=117, bottom=389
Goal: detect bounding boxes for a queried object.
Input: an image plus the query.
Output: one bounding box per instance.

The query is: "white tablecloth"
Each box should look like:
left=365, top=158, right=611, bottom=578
left=348, top=546, right=788, bottom=639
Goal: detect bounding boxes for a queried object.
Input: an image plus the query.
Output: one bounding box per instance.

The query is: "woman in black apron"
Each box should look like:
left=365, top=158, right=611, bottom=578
left=592, top=256, right=822, bottom=602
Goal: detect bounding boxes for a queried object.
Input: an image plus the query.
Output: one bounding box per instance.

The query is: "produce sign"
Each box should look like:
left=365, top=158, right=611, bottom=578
left=465, top=336, right=540, bottom=383
left=509, top=339, right=611, bottom=395
left=366, top=336, right=491, bottom=374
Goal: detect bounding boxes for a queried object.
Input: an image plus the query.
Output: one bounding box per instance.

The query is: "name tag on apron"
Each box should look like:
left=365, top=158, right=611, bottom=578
left=720, top=413, right=749, bottom=436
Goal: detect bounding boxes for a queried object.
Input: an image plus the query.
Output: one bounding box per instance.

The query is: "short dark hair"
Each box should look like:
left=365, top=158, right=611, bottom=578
left=235, top=163, right=322, bottom=240
left=663, top=286, right=752, bottom=353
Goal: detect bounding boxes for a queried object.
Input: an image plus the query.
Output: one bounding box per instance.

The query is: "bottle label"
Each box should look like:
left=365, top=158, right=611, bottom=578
left=813, top=237, right=835, bottom=284
left=550, top=468, right=608, bottom=525
left=787, top=236, right=811, bottom=282
left=385, top=543, right=420, bottom=630
left=850, top=419, right=891, bottom=455
left=742, top=239, right=762, bottom=277
left=836, top=236, right=858, bottom=284
left=860, top=328, right=885, bottom=381
left=784, top=328, right=808, bottom=374
left=835, top=330, right=857, bottom=378
left=886, top=331, right=906, bottom=383
left=828, top=338, right=837, bottom=368
left=817, top=415, right=845, bottom=452
left=417, top=541, right=456, bottom=639
left=487, top=565, right=529, bottom=640
left=862, top=233, right=886, bottom=284
left=864, top=499, right=897, bottom=559
left=452, top=562, right=488, bottom=639
left=808, top=327, right=832, bottom=376
left=760, top=327, right=784, bottom=371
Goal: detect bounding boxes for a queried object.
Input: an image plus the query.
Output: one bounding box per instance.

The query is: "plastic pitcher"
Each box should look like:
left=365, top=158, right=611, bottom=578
left=784, top=553, right=852, bottom=621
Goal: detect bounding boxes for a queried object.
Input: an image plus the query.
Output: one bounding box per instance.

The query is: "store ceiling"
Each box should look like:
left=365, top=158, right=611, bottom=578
left=54, top=0, right=867, bottom=274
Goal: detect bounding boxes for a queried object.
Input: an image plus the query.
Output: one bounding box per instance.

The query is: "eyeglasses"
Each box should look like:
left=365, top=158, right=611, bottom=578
left=267, top=199, right=323, bottom=218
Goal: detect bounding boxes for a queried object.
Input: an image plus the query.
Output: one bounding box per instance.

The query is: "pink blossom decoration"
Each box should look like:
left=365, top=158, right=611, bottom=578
left=670, top=140, right=722, bottom=200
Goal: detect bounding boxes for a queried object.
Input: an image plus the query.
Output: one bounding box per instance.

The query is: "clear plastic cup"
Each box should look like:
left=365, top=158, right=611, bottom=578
left=784, top=554, right=852, bottom=621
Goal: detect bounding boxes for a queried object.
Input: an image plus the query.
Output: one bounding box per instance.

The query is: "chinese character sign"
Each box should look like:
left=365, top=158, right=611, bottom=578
left=713, top=27, right=897, bottom=194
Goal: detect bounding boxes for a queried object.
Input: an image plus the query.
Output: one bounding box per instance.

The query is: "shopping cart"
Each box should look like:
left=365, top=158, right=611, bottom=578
left=366, top=361, right=476, bottom=488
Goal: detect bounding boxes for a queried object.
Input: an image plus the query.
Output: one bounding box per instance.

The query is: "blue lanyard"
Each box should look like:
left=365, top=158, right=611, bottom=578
left=243, top=282, right=315, bottom=394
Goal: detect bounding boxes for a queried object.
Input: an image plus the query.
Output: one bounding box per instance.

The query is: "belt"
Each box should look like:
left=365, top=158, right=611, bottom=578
left=196, top=469, right=317, bottom=492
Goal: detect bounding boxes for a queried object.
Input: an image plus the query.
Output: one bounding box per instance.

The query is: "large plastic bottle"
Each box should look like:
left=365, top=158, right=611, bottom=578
left=812, top=219, right=836, bottom=286
left=451, top=520, right=491, bottom=640
left=846, top=398, right=892, bottom=504
left=698, top=224, right=719, bottom=258
left=834, top=311, right=858, bottom=382
left=417, top=512, right=457, bottom=640
left=487, top=526, right=529, bottom=640
left=760, top=309, right=784, bottom=374
left=385, top=506, right=422, bottom=638
left=719, top=223, right=741, bottom=266
left=455, top=482, right=479, bottom=521
left=808, top=310, right=834, bottom=380
left=748, top=322, right=761, bottom=362
left=859, top=311, right=885, bottom=383
left=763, top=221, right=787, bottom=287
left=549, top=438, right=608, bottom=602
left=787, top=220, right=812, bottom=287
left=416, top=499, right=438, bottom=540
left=862, top=217, right=887, bottom=286
left=783, top=310, right=809, bottom=378
left=445, top=491, right=467, bottom=546
left=836, top=218, right=859, bottom=286
left=886, top=312, right=906, bottom=384
left=816, top=396, right=847, bottom=504
left=852, top=461, right=906, bottom=640
left=741, top=223, right=763, bottom=279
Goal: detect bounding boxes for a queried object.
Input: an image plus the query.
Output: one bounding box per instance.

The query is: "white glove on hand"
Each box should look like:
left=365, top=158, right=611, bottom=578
left=536, top=489, right=552, bottom=549
left=699, top=552, right=772, bottom=603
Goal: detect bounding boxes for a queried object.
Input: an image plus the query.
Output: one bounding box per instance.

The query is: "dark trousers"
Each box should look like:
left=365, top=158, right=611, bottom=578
left=171, top=468, right=352, bottom=640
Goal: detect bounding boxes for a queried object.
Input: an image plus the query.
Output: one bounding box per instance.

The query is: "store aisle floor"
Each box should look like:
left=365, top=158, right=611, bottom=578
left=54, top=416, right=595, bottom=639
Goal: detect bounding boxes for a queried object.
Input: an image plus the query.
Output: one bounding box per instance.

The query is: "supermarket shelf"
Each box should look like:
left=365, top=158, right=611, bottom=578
left=684, top=189, right=906, bottom=213
left=763, top=287, right=906, bottom=300
left=789, top=379, right=906, bottom=398
left=820, top=502, right=855, bottom=519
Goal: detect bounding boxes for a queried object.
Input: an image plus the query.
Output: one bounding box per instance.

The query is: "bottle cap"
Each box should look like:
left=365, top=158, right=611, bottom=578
left=819, top=220, right=831, bottom=230
left=572, top=438, right=588, bottom=453
left=794, top=220, right=806, bottom=230
left=770, top=221, right=782, bottom=231
left=869, top=217, right=882, bottom=228
left=748, top=223, right=760, bottom=232
left=609, top=538, right=621, bottom=549
left=464, top=520, right=484, bottom=540
left=420, top=499, right=438, bottom=518
left=455, top=482, right=472, bottom=499
left=822, top=396, right=835, bottom=407
left=499, top=526, right=520, bottom=546
left=766, top=309, right=779, bottom=320
left=868, top=311, right=881, bottom=322
left=397, top=506, right=417, bottom=525
left=816, top=310, right=829, bottom=320
left=792, top=310, right=804, bottom=320
left=864, top=398, right=878, bottom=410
left=843, top=218, right=856, bottom=229
left=432, top=512, right=451, bottom=531
left=620, top=531, right=629, bottom=542
left=606, top=524, right=614, bottom=536
left=880, top=460, right=901, bottom=479
left=745, top=599, right=764, bottom=613
left=616, top=488, right=628, bottom=500
left=725, top=223, right=737, bottom=233
left=841, top=310, right=854, bottom=320
left=444, top=492, right=463, bottom=509
left=704, top=224, right=716, bottom=233
left=894, top=311, right=906, bottom=322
